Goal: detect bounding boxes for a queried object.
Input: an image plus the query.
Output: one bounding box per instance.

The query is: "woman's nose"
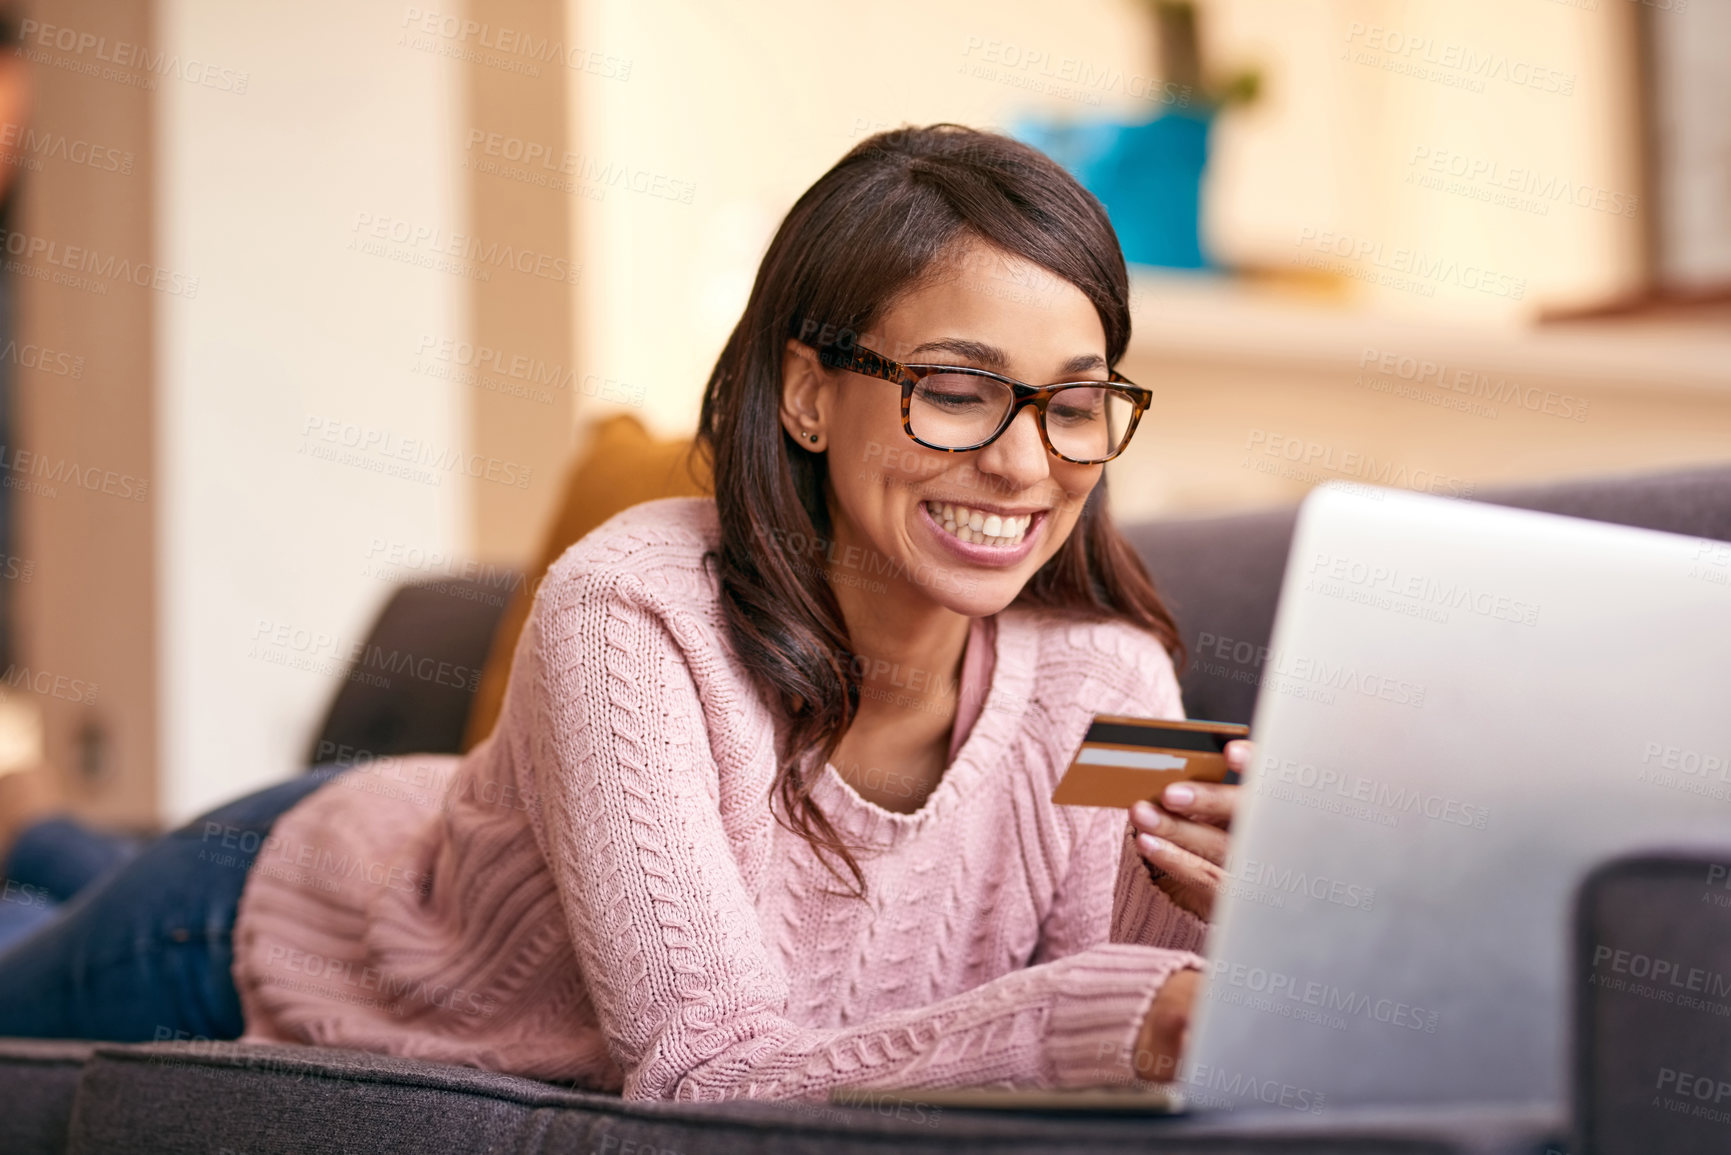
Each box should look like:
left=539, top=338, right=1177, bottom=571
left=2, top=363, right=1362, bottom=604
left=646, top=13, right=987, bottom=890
left=972, top=406, right=1050, bottom=489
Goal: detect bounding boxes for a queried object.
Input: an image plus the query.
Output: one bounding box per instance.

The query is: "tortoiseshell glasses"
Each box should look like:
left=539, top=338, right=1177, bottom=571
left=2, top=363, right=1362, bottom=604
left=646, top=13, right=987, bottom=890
left=807, top=339, right=1150, bottom=465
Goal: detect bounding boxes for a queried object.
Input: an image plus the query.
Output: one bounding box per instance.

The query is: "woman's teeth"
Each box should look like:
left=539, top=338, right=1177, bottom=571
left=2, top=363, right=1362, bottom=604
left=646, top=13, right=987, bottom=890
left=926, top=501, right=1032, bottom=547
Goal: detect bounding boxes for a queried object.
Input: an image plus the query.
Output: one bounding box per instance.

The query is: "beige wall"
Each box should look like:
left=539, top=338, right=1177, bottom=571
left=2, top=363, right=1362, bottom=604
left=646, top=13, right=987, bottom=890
left=154, top=1, right=472, bottom=820
left=1204, top=0, right=1645, bottom=320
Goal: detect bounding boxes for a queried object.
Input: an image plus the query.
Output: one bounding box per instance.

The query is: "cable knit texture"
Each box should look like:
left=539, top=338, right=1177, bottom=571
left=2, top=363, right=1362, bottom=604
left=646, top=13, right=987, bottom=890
left=233, top=497, right=1206, bottom=1099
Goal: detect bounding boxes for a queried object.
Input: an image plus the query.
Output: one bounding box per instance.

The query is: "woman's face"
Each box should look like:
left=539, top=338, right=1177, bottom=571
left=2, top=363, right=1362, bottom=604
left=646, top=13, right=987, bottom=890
left=781, top=238, right=1111, bottom=618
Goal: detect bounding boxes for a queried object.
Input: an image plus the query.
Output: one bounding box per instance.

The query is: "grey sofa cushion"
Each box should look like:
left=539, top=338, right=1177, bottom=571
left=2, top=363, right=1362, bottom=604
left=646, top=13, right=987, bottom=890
left=48, top=1039, right=1560, bottom=1155
left=1128, top=463, right=1731, bottom=725
left=302, top=576, right=515, bottom=767
left=0, top=1039, right=91, bottom=1154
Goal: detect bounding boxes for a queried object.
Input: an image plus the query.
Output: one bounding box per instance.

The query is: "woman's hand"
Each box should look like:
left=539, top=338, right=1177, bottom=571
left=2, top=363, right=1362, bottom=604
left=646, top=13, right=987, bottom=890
left=1135, top=966, right=1199, bottom=1082
left=1129, top=739, right=1253, bottom=922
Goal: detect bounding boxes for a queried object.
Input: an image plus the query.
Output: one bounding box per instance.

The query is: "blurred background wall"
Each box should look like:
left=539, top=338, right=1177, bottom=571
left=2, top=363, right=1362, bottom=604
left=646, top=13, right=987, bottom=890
left=7, top=0, right=1728, bottom=823
left=154, top=1, right=474, bottom=828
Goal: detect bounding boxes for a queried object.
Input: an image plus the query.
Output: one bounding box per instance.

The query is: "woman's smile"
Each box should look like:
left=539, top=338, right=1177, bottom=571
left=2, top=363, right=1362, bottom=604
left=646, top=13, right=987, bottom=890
left=917, top=499, right=1047, bottom=567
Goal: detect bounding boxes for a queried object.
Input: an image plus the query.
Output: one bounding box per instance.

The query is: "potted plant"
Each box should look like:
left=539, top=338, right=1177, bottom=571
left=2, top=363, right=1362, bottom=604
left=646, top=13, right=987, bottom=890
left=1016, top=1, right=1260, bottom=269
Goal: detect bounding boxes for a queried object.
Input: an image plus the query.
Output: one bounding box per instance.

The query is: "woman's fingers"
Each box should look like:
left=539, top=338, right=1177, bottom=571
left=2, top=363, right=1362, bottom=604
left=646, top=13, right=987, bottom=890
left=1130, top=807, right=1222, bottom=921
left=1130, top=799, right=1229, bottom=864
left=1155, top=781, right=1239, bottom=830
left=1224, top=739, right=1254, bottom=776
left=1128, top=760, right=1249, bottom=924
left=1135, top=827, right=1224, bottom=886
left=1128, top=803, right=1225, bottom=886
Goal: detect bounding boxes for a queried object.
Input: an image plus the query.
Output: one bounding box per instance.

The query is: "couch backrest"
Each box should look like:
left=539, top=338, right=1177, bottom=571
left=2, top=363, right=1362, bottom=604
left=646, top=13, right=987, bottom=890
left=1573, top=850, right=1731, bottom=1155
left=1125, top=463, right=1731, bottom=725
left=310, top=462, right=1731, bottom=764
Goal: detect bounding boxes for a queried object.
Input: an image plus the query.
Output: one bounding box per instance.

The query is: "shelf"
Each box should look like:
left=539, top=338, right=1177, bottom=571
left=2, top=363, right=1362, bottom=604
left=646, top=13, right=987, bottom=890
left=1127, top=272, right=1731, bottom=395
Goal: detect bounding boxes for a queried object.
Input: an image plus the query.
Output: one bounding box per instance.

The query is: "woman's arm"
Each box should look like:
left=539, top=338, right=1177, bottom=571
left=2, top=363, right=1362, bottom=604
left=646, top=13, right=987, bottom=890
left=521, top=562, right=1201, bottom=1100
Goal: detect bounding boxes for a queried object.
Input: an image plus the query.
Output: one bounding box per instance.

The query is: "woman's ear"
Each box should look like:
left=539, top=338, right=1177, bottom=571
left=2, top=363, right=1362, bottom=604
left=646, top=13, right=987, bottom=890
left=779, top=339, right=833, bottom=451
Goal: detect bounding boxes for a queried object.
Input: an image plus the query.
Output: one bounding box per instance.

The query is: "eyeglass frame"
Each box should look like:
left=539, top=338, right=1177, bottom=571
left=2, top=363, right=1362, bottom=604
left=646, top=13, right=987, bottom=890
left=801, top=337, right=1151, bottom=465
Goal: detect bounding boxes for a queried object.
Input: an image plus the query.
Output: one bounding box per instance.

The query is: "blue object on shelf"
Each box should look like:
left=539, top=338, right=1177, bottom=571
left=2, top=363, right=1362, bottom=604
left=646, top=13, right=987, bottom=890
left=1014, top=110, right=1214, bottom=270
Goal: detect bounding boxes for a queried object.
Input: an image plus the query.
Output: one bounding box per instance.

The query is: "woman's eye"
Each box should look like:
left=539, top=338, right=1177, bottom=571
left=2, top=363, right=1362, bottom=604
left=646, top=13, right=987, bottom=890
left=1048, top=388, right=1105, bottom=425
left=916, top=374, right=993, bottom=408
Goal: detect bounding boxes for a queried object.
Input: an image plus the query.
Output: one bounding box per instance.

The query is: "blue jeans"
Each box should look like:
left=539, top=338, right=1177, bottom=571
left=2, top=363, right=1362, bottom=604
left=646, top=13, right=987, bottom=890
left=0, top=767, right=344, bottom=1041
left=0, top=815, right=141, bottom=953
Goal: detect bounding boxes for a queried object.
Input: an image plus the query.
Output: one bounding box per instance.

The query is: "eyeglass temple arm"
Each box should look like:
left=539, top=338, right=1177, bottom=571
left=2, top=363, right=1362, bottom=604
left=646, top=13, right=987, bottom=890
left=812, top=341, right=905, bottom=383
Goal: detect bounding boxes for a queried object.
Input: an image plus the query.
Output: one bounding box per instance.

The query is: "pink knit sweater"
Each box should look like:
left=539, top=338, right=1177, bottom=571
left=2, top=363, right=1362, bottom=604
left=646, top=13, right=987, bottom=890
left=233, top=498, right=1206, bottom=1099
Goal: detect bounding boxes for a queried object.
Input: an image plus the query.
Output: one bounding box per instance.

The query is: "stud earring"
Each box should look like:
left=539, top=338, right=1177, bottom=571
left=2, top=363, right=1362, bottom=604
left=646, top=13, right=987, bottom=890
left=807, top=432, right=819, bottom=444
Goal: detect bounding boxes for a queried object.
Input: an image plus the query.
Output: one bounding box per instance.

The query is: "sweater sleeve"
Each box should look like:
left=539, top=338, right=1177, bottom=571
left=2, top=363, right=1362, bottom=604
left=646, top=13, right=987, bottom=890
left=1033, top=809, right=1209, bottom=960
left=523, top=564, right=1198, bottom=1100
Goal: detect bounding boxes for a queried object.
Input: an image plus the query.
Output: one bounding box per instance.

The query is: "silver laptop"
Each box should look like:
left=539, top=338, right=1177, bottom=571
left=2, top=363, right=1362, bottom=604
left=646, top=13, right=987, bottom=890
left=1184, top=481, right=1731, bottom=1114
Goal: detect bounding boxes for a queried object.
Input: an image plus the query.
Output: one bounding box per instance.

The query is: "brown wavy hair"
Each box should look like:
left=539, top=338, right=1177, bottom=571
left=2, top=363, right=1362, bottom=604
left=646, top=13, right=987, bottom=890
left=695, top=124, right=1182, bottom=895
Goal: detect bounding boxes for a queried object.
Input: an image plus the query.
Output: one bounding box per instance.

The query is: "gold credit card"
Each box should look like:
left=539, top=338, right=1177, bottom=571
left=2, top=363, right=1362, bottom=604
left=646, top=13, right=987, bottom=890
left=1051, top=716, right=1250, bottom=808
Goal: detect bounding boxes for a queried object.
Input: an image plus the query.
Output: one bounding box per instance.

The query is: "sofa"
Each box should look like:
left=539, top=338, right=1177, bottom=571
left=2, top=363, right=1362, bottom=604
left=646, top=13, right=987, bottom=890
left=6, top=459, right=1730, bottom=1153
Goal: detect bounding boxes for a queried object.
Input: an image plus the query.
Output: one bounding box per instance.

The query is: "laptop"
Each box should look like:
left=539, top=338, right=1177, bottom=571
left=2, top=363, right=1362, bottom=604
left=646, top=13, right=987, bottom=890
left=1183, top=481, right=1731, bottom=1113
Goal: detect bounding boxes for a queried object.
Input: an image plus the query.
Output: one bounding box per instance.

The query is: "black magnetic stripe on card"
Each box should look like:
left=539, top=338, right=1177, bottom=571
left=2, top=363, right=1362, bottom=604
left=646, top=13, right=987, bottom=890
left=1081, top=722, right=1235, bottom=753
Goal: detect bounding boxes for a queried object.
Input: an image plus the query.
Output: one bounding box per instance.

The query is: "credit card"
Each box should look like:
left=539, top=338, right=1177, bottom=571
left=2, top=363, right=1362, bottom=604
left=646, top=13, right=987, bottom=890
left=1051, top=716, right=1250, bottom=808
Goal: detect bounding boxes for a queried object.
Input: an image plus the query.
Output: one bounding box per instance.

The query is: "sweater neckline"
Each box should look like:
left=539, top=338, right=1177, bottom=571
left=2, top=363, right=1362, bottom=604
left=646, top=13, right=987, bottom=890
left=812, top=610, right=1039, bottom=845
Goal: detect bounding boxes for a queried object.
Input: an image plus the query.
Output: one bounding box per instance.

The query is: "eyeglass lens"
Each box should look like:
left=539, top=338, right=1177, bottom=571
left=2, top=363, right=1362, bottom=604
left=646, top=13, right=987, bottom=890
left=907, top=371, right=1136, bottom=461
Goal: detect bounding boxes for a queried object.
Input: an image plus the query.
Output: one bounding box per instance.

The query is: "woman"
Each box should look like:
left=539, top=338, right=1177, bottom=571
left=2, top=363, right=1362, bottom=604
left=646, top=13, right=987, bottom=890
left=0, top=124, right=1247, bottom=1098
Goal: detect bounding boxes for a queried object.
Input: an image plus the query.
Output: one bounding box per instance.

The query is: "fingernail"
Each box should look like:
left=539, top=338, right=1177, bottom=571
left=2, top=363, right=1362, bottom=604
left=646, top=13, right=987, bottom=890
left=1164, top=783, right=1195, bottom=809
left=1138, top=833, right=1164, bottom=853
left=1131, top=800, right=1159, bottom=826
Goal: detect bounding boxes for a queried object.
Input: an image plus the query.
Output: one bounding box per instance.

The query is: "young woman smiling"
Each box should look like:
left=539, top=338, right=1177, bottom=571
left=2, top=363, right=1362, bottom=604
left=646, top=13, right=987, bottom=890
left=0, top=124, right=1247, bottom=1098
